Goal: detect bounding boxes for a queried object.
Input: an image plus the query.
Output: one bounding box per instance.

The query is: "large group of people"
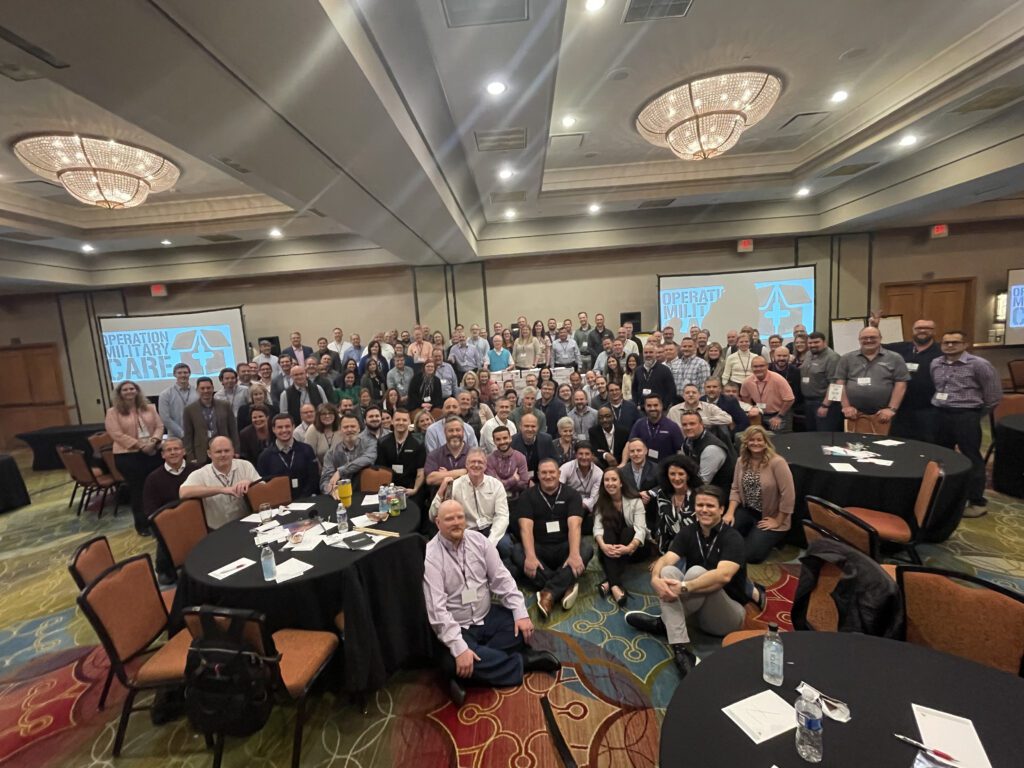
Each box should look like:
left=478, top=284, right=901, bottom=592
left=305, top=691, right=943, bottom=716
left=101, top=310, right=1001, bottom=691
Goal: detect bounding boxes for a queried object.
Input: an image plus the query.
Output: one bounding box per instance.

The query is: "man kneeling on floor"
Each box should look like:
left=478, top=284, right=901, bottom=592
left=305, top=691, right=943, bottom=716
left=625, top=484, right=753, bottom=679
left=424, top=499, right=560, bottom=704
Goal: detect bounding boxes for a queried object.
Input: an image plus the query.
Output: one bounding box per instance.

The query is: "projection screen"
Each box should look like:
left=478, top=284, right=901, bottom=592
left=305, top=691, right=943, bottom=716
left=98, top=307, right=248, bottom=396
left=659, top=265, right=816, bottom=343
left=1005, top=268, right=1024, bottom=346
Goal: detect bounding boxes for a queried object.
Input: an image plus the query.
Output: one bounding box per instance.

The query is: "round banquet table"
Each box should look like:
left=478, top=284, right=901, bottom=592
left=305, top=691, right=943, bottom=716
left=993, top=414, right=1024, bottom=498
left=175, top=492, right=421, bottom=633
left=775, top=433, right=971, bottom=542
left=660, top=632, right=1023, bottom=768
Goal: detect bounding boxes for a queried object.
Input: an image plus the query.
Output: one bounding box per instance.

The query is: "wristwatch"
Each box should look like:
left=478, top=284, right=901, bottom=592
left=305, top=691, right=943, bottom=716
left=679, top=581, right=689, bottom=595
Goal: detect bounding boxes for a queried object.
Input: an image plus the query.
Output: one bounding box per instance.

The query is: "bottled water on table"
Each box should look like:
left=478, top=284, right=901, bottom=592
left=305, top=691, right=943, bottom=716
left=378, top=486, right=388, bottom=515
left=336, top=502, right=349, bottom=532
left=260, top=545, right=276, bottom=581
left=762, top=622, right=784, bottom=686
left=795, top=689, right=824, bottom=763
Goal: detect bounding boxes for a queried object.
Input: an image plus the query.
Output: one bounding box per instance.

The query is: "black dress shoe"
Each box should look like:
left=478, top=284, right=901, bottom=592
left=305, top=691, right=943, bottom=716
left=625, top=610, right=666, bottom=636
left=448, top=678, right=467, bottom=707
left=137, top=528, right=153, bottom=538
left=670, top=644, right=697, bottom=678
left=157, top=572, right=177, bottom=587
left=522, top=648, right=561, bottom=674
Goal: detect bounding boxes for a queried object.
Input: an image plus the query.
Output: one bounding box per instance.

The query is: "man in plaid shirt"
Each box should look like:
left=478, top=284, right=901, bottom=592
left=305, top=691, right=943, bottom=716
left=667, top=337, right=711, bottom=402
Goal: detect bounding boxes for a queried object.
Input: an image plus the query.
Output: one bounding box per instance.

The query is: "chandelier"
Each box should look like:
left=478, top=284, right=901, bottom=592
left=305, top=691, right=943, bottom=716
left=12, top=134, right=180, bottom=208
left=636, top=71, right=782, bottom=160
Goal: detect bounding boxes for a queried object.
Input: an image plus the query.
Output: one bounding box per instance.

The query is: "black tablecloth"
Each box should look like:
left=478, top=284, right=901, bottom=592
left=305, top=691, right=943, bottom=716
left=174, top=493, right=432, bottom=693
left=14, top=423, right=105, bottom=471
left=660, top=632, right=1023, bottom=767
left=993, top=414, right=1024, bottom=498
left=776, top=433, right=971, bottom=542
left=0, top=454, right=30, bottom=512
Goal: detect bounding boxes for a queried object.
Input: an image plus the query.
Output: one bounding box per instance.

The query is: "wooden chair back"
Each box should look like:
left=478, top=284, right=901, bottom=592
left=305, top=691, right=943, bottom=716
left=100, top=445, right=125, bottom=482
left=1008, top=359, right=1024, bottom=392
left=150, top=499, right=209, bottom=568
left=912, top=461, right=943, bottom=529
left=806, top=495, right=878, bottom=559
left=845, top=413, right=892, bottom=435
left=58, top=445, right=100, bottom=485
left=69, top=535, right=115, bottom=589
left=358, top=466, right=393, bottom=493
left=246, top=475, right=292, bottom=510
left=88, top=431, right=114, bottom=455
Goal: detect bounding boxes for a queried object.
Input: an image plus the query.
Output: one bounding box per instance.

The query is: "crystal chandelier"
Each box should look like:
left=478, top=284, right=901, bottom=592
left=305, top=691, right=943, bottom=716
left=636, top=71, right=783, bottom=160
left=12, top=134, right=180, bottom=208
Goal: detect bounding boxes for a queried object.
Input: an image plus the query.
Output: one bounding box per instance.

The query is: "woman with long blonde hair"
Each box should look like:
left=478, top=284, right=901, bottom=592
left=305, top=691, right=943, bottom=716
left=104, top=380, right=164, bottom=535
left=724, top=425, right=794, bottom=563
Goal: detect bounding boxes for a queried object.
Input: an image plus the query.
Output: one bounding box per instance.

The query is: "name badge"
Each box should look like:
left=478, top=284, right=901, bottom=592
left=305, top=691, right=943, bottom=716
left=460, top=587, right=478, bottom=605
left=906, top=363, right=919, bottom=373
left=207, top=430, right=214, bottom=438
left=756, top=403, right=767, bottom=412
left=802, top=377, right=810, bottom=384
left=291, top=478, right=299, bottom=489
left=648, top=449, right=660, bottom=459
left=936, top=392, right=949, bottom=401
left=581, top=342, right=588, bottom=350
left=392, top=464, right=404, bottom=474
left=827, top=383, right=844, bottom=401
left=423, top=397, right=431, bottom=403
left=642, top=388, right=652, bottom=396
left=545, top=520, right=560, bottom=534
left=856, top=377, right=871, bottom=386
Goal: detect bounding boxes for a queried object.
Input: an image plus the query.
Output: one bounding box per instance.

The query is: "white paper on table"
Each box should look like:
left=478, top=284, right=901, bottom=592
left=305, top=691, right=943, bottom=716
left=240, top=512, right=262, bottom=523
left=209, top=557, right=256, bottom=580
left=255, top=520, right=281, bottom=532
left=858, top=458, right=894, bottom=466
left=722, top=689, right=796, bottom=744
left=830, top=462, right=858, bottom=473
left=912, top=704, right=991, bottom=768
left=323, top=533, right=347, bottom=546
left=287, top=502, right=316, bottom=511
left=274, top=558, right=313, bottom=583
left=361, top=496, right=379, bottom=507
left=254, top=529, right=289, bottom=545
left=284, top=534, right=322, bottom=552
left=349, top=514, right=376, bottom=528
left=873, top=439, right=904, bottom=446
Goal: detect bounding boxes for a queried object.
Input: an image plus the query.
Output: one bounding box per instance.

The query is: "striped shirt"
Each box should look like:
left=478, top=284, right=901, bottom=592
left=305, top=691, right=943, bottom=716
left=929, top=352, right=1002, bottom=410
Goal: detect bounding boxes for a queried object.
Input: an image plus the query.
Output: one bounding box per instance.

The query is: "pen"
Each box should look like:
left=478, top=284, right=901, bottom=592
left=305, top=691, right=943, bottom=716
left=893, top=734, right=958, bottom=763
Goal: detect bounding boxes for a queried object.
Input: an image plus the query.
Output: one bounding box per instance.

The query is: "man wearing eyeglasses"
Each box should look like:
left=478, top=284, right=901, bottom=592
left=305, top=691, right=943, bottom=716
left=930, top=331, right=1002, bottom=518
left=883, top=319, right=943, bottom=442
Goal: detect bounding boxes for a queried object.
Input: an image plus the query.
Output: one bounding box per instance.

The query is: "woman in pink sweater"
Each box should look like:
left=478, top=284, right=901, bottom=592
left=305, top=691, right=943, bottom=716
left=725, top=425, right=794, bottom=563
left=104, top=380, right=164, bottom=535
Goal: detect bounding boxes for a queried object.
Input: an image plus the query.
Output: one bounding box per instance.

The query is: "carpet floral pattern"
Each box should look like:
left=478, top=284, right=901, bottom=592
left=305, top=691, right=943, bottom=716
left=0, top=449, right=1020, bottom=767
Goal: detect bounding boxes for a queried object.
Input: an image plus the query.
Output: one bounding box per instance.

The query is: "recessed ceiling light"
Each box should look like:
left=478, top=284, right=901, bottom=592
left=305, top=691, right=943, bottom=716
left=269, top=227, right=283, bottom=238
left=796, top=187, right=811, bottom=197
left=585, top=0, right=606, bottom=12
left=504, top=208, right=517, bottom=220
left=830, top=90, right=848, bottom=103
left=898, top=134, right=918, bottom=147
left=81, top=244, right=95, bottom=253
left=498, top=167, right=515, bottom=181
left=160, top=239, right=172, bottom=246
left=588, top=203, right=601, bottom=215
left=561, top=115, right=577, bottom=129
left=486, top=80, right=507, bottom=96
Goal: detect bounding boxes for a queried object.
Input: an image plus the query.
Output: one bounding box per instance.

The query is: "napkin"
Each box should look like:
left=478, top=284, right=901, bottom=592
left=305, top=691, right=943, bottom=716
left=797, top=681, right=851, bottom=722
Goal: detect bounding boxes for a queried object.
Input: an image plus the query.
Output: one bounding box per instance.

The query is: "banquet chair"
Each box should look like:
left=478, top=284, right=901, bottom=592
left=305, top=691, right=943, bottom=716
left=57, top=444, right=117, bottom=517
left=844, top=412, right=892, bottom=435
left=246, top=475, right=292, bottom=510
left=1008, top=359, right=1024, bottom=392
left=87, top=431, right=113, bottom=456
left=839, top=461, right=943, bottom=564
left=68, top=535, right=117, bottom=709
left=430, top=407, right=443, bottom=421
left=896, top=566, right=1024, bottom=676
left=358, top=466, right=393, bottom=494
left=181, top=605, right=338, bottom=768
left=76, top=554, right=192, bottom=756
left=806, top=495, right=880, bottom=561
left=149, top=499, right=210, bottom=571
left=984, top=394, right=1024, bottom=465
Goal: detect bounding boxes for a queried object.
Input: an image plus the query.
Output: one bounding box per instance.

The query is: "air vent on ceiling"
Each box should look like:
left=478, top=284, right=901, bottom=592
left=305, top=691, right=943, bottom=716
left=199, top=234, right=242, bottom=243
left=548, top=133, right=584, bottom=152
left=0, top=25, right=68, bottom=67
left=475, top=128, right=527, bottom=152
left=951, top=85, right=1024, bottom=114
left=638, top=198, right=675, bottom=208
left=214, top=156, right=251, bottom=174
left=0, top=231, right=51, bottom=242
left=491, top=190, right=527, bottom=204
left=823, top=162, right=877, bottom=177
left=777, top=112, right=828, bottom=134
left=443, top=0, right=528, bottom=27
left=0, top=60, right=42, bottom=81
left=624, top=0, right=693, bottom=23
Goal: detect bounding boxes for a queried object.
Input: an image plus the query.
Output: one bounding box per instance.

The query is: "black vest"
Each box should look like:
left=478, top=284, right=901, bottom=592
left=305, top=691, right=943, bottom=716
left=686, top=429, right=734, bottom=490
left=286, top=384, right=323, bottom=425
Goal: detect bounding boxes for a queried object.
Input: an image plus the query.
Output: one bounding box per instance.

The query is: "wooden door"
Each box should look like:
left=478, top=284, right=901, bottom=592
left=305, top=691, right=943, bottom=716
left=880, top=285, right=922, bottom=340
left=0, top=343, right=69, bottom=449
left=880, top=279, right=974, bottom=342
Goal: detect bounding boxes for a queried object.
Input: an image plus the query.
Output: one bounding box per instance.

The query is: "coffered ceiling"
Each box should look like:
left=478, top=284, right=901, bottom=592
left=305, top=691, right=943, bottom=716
left=0, top=0, right=1023, bottom=291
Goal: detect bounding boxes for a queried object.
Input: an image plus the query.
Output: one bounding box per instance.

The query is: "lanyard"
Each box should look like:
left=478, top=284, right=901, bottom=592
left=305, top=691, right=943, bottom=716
left=176, top=386, right=191, bottom=407
left=647, top=420, right=661, bottom=441
left=575, top=466, right=596, bottom=493
left=443, top=541, right=468, bottom=588
left=697, top=525, right=721, bottom=565
left=214, top=467, right=236, bottom=487
left=277, top=449, right=294, bottom=471
left=540, top=486, right=561, bottom=512
left=755, top=379, right=769, bottom=401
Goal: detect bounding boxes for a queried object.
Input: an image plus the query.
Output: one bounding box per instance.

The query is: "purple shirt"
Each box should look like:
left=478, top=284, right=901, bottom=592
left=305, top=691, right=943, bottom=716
left=486, top=448, right=530, bottom=495
left=628, top=416, right=684, bottom=459
left=423, top=529, right=527, bottom=657
left=929, top=352, right=1002, bottom=410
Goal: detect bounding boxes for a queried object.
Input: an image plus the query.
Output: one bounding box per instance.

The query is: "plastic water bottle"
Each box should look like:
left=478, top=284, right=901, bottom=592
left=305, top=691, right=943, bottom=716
left=336, top=502, right=349, bottom=532
left=260, top=545, right=276, bottom=582
left=762, top=622, right=784, bottom=686
left=388, top=483, right=401, bottom=516
left=795, top=689, right=824, bottom=763
left=378, top=485, right=388, bottom=515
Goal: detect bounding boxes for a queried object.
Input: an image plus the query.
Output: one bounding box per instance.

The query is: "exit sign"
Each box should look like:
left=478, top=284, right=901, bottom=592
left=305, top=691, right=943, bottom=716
left=737, top=238, right=754, bottom=253
left=150, top=283, right=168, bottom=297
left=930, top=224, right=949, bottom=238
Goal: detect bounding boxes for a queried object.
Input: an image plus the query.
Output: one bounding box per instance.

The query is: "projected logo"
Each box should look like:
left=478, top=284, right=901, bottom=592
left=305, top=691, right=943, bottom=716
left=103, top=325, right=235, bottom=381
left=755, top=279, right=815, bottom=337
left=661, top=286, right=726, bottom=329
left=1010, top=285, right=1024, bottom=328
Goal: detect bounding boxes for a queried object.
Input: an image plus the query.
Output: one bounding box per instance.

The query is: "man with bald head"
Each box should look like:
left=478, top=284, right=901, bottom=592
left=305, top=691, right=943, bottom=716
left=425, top=396, right=480, bottom=451
left=179, top=435, right=260, bottom=529
left=831, top=326, right=909, bottom=424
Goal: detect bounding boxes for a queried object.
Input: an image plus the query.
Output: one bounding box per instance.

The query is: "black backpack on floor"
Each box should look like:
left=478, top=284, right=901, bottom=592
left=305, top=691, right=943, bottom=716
left=183, top=607, right=279, bottom=738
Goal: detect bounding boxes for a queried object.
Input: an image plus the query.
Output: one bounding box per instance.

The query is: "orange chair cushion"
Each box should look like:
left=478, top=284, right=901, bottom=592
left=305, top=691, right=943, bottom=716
left=133, top=629, right=191, bottom=686
left=161, top=588, right=176, bottom=613
left=722, top=629, right=766, bottom=647
left=881, top=564, right=897, bottom=580
left=272, top=629, right=339, bottom=699
left=844, top=507, right=911, bottom=543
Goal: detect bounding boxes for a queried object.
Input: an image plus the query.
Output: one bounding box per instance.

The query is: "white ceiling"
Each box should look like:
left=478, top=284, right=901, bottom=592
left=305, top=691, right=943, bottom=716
left=0, top=0, right=1022, bottom=290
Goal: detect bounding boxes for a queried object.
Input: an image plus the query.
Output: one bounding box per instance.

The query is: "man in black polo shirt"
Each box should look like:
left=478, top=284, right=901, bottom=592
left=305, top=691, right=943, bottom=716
left=512, top=458, right=594, bottom=620
left=883, top=318, right=942, bottom=443
left=625, top=485, right=757, bottom=678
left=256, top=414, right=320, bottom=497
left=377, top=409, right=426, bottom=497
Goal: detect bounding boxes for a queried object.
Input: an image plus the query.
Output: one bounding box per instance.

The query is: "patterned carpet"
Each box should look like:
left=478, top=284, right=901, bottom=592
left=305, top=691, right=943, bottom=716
left=1, top=447, right=1021, bottom=768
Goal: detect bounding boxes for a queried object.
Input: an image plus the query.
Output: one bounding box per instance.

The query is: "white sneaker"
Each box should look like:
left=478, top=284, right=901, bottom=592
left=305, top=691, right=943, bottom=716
left=561, top=583, right=579, bottom=610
